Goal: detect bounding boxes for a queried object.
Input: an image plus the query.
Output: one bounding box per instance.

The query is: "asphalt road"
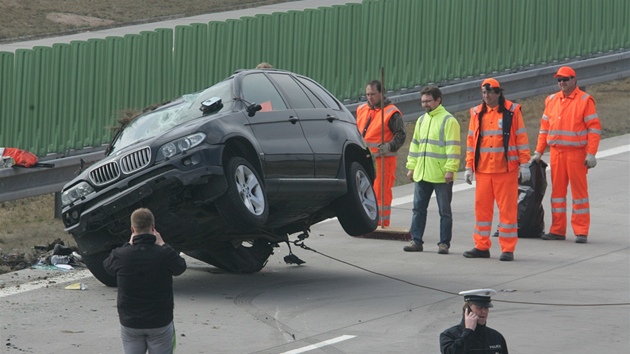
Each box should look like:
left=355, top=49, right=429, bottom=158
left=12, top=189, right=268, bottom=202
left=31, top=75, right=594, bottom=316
left=2, top=134, right=628, bottom=354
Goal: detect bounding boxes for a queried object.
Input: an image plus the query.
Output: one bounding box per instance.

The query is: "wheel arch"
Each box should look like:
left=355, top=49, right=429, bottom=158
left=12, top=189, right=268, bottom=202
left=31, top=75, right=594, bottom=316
left=341, top=143, right=376, bottom=182
left=222, top=137, right=264, bottom=178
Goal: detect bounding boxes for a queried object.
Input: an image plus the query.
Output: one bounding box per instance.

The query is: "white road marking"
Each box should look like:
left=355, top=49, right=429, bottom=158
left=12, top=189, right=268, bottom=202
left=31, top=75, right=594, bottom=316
left=0, top=269, right=92, bottom=298
left=279, top=335, right=356, bottom=354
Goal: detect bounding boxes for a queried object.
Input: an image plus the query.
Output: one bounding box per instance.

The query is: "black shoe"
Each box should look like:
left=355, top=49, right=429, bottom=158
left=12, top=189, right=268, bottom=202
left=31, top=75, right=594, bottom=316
left=575, top=235, right=588, bottom=244
left=499, top=252, right=514, bottom=261
left=463, top=248, right=490, bottom=258
left=541, top=233, right=565, bottom=240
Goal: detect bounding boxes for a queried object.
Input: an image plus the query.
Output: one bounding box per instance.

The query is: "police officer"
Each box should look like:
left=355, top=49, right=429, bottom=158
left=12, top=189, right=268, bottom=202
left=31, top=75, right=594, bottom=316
left=440, top=289, right=509, bottom=353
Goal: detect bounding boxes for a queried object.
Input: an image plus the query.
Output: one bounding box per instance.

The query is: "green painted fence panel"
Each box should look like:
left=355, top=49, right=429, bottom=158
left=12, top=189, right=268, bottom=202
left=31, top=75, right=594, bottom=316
left=2, top=0, right=629, bottom=155
left=0, top=52, right=14, bottom=147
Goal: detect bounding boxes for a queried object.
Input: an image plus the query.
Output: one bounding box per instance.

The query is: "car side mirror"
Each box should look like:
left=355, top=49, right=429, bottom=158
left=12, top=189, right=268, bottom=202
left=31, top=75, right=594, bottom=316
left=247, top=103, right=263, bottom=117
left=200, top=97, right=223, bottom=115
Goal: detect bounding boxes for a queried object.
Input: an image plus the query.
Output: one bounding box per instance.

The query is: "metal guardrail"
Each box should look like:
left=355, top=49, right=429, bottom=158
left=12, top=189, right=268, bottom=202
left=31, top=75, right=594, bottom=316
left=1, top=50, right=629, bottom=203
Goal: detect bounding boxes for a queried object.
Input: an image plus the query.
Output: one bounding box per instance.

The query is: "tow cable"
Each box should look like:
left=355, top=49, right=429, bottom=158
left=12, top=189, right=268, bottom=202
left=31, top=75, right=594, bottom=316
left=283, top=231, right=310, bottom=265
left=280, top=229, right=630, bottom=307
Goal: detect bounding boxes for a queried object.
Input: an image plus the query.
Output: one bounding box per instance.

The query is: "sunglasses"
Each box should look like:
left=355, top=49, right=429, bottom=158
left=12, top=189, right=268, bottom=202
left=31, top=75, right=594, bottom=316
left=557, top=77, right=573, bottom=82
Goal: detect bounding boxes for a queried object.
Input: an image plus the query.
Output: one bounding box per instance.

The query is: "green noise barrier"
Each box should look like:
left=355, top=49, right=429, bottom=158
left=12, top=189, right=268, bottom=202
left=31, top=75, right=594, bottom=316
left=0, top=0, right=628, bottom=155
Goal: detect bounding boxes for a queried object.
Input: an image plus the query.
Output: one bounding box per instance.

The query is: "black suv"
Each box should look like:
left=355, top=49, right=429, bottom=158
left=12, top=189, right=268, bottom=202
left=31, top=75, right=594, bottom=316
left=61, top=69, right=378, bottom=286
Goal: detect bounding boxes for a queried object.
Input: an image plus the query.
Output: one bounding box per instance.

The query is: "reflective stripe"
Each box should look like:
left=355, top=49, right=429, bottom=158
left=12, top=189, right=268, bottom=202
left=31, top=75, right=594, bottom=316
left=499, top=231, right=518, bottom=238
left=573, top=198, right=589, bottom=205
left=498, top=222, right=518, bottom=229
left=572, top=208, right=590, bottom=214
left=479, top=147, right=505, bottom=153
left=548, top=139, right=586, bottom=147
left=481, top=129, right=503, bottom=136
left=552, top=207, right=566, bottom=213
left=551, top=197, right=566, bottom=203
left=584, top=113, right=598, bottom=122
left=588, top=128, right=601, bottom=135
left=475, top=228, right=492, bottom=237
left=476, top=221, right=492, bottom=227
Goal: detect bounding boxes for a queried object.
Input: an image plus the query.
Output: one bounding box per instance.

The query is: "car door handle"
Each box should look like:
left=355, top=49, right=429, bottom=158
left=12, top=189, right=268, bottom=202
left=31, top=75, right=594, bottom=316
left=289, top=116, right=299, bottom=124
left=326, top=114, right=337, bottom=122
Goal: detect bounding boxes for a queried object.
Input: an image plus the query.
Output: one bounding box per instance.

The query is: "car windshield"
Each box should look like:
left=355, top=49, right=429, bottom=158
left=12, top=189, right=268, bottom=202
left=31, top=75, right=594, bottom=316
left=108, top=79, right=234, bottom=154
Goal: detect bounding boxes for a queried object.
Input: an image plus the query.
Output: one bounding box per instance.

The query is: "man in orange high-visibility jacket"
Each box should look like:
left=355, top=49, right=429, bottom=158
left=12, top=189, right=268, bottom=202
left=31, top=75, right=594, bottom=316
left=356, top=80, right=406, bottom=227
left=531, top=66, right=601, bottom=244
left=463, top=78, right=531, bottom=262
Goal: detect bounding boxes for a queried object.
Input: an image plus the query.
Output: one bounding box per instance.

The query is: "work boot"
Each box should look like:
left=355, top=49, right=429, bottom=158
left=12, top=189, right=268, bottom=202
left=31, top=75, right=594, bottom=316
left=438, top=243, right=449, bottom=255
left=499, top=252, right=514, bottom=261
left=463, top=248, right=490, bottom=258
left=541, top=233, right=565, bottom=240
left=575, top=235, right=588, bottom=244
left=403, top=241, right=423, bottom=252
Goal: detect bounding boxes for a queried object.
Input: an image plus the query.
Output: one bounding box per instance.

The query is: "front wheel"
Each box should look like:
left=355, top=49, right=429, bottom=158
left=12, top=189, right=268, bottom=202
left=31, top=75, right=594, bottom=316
left=82, top=250, right=117, bottom=287
left=216, top=157, right=268, bottom=231
left=334, top=162, right=378, bottom=236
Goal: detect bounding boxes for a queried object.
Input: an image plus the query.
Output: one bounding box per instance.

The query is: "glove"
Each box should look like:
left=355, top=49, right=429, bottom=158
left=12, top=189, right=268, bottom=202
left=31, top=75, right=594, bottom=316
left=377, top=143, right=390, bottom=155
left=519, top=164, right=531, bottom=183
left=464, top=168, right=473, bottom=185
left=529, top=151, right=542, bottom=164
left=585, top=153, right=597, bottom=169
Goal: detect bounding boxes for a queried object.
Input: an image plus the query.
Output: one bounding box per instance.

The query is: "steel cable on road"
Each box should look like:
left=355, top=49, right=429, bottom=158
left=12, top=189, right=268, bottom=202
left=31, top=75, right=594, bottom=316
left=294, top=240, right=630, bottom=308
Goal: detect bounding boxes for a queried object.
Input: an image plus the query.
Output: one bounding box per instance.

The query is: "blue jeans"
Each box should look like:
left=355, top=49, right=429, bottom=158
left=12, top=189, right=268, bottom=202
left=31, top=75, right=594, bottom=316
left=410, top=180, right=453, bottom=247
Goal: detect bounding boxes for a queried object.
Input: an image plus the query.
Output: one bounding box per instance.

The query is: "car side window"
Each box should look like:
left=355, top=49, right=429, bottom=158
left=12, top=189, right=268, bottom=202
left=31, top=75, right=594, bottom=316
left=295, top=77, right=342, bottom=110
left=241, top=73, right=287, bottom=112
left=268, top=73, right=318, bottom=109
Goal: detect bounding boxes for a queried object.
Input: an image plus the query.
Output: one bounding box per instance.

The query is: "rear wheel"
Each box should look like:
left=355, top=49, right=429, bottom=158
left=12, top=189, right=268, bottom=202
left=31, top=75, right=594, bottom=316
left=184, top=240, right=273, bottom=273
left=82, top=250, right=117, bottom=287
left=334, top=162, right=378, bottom=235
left=216, top=157, right=268, bottom=231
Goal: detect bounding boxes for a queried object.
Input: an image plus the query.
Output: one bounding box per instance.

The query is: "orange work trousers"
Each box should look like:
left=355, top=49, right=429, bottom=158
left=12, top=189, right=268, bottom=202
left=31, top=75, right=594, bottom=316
left=549, top=148, right=590, bottom=236
left=374, top=156, right=396, bottom=227
left=473, top=170, right=519, bottom=253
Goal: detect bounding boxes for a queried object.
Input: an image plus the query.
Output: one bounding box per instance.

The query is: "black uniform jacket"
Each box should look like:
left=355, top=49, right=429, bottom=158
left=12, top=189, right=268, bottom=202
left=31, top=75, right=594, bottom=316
left=103, top=234, right=187, bottom=329
left=440, top=319, right=509, bottom=354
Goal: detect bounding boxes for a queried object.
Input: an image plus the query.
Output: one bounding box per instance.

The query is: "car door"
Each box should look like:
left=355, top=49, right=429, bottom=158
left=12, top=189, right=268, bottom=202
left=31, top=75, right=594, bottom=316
left=268, top=73, right=343, bottom=178
left=240, top=72, right=314, bottom=179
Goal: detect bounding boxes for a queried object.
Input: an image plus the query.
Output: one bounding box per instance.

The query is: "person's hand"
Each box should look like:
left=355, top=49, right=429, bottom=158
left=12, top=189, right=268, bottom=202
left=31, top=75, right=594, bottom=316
left=406, top=170, right=414, bottom=181
left=519, top=164, right=531, bottom=183
left=445, top=171, right=454, bottom=184
left=377, top=143, right=390, bottom=155
left=464, top=168, right=473, bottom=185
left=530, top=151, right=542, bottom=164
left=464, top=307, right=478, bottom=330
left=585, top=153, right=597, bottom=169
left=153, top=230, right=165, bottom=246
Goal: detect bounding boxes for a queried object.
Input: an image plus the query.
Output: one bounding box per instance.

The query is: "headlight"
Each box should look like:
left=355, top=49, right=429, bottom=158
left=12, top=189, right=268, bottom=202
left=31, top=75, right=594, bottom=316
left=156, top=133, right=206, bottom=161
left=61, top=182, right=95, bottom=207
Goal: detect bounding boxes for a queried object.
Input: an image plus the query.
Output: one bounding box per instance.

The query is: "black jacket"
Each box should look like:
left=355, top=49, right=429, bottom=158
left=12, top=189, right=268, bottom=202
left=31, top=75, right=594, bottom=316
left=103, top=234, right=187, bottom=329
left=440, top=319, right=508, bottom=354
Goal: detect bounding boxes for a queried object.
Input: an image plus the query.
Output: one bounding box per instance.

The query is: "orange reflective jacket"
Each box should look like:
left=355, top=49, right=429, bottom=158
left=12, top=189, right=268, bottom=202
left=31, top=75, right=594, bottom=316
left=466, top=100, right=530, bottom=173
left=535, top=87, right=601, bottom=155
left=356, top=103, right=401, bottom=157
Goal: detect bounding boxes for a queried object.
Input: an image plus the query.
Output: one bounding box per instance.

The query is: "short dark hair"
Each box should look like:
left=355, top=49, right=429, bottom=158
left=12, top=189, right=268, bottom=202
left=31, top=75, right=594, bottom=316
left=131, top=208, right=154, bottom=234
left=420, top=86, right=442, bottom=101
left=367, top=80, right=382, bottom=93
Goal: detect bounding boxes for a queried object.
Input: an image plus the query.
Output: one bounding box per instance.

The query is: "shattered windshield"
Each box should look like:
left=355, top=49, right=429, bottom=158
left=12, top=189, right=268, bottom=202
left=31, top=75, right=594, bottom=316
left=108, top=79, right=234, bottom=154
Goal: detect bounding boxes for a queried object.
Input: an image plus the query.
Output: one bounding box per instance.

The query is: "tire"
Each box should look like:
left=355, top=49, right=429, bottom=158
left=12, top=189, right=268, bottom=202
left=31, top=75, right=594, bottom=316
left=82, top=250, right=117, bottom=287
left=335, top=161, right=379, bottom=236
left=184, top=240, right=273, bottom=273
left=216, top=157, right=268, bottom=231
